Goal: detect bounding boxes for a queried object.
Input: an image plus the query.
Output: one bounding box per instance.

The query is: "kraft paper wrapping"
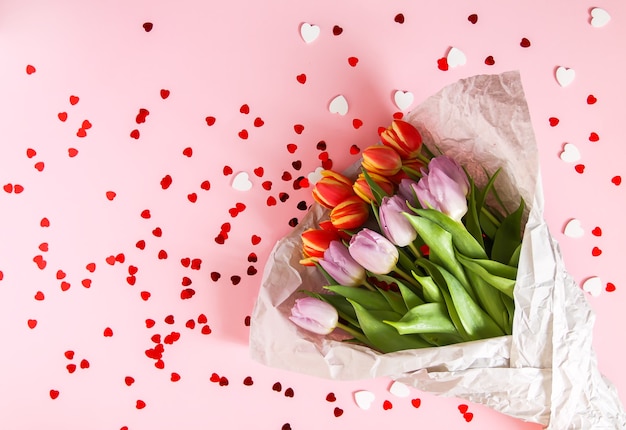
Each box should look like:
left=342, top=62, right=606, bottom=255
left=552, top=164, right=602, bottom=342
left=249, top=71, right=626, bottom=429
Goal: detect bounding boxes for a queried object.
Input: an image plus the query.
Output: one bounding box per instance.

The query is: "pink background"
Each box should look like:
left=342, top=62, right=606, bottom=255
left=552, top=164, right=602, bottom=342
left=1, top=1, right=624, bottom=428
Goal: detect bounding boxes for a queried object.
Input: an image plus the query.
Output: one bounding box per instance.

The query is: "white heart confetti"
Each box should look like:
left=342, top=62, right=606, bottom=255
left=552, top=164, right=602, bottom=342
left=329, top=95, right=348, bottom=116
left=389, top=381, right=410, bottom=398
left=354, top=390, right=376, bottom=410
left=563, top=219, right=584, bottom=238
left=393, top=90, right=414, bottom=111
left=300, top=23, right=320, bottom=43
left=582, top=276, right=602, bottom=297
left=231, top=171, right=252, bottom=191
left=560, top=143, right=581, bottom=163
left=307, top=167, right=323, bottom=185
left=556, top=66, right=575, bottom=87
left=590, top=8, right=611, bottom=28
left=447, top=47, right=467, bottom=68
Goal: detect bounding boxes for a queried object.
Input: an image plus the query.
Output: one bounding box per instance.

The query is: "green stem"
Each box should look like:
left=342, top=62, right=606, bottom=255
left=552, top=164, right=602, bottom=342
left=407, top=242, right=421, bottom=260
left=416, top=152, right=431, bottom=165
left=393, top=265, right=422, bottom=289
left=361, top=279, right=377, bottom=292
left=336, top=322, right=369, bottom=345
left=480, top=206, right=501, bottom=228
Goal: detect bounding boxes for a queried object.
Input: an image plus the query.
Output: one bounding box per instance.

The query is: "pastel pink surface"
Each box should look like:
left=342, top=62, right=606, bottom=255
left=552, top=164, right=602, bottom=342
left=0, top=1, right=624, bottom=429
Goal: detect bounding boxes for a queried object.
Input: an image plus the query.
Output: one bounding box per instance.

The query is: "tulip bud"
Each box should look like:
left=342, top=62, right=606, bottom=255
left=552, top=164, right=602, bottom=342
left=348, top=228, right=399, bottom=274
left=289, top=297, right=338, bottom=335
left=415, top=156, right=469, bottom=222
left=380, top=120, right=423, bottom=159
left=319, top=241, right=366, bottom=287
left=379, top=195, right=417, bottom=247
left=398, top=178, right=419, bottom=207
left=361, top=146, right=402, bottom=177
left=301, top=228, right=341, bottom=259
left=311, top=170, right=355, bottom=209
left=329, top=195, right=370, bottom=230
left=352, top=172, right=395, bottom=204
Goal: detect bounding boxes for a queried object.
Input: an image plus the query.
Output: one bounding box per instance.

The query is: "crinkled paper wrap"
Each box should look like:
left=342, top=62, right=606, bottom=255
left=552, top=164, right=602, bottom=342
left=249, top=71, right=626, bottom=429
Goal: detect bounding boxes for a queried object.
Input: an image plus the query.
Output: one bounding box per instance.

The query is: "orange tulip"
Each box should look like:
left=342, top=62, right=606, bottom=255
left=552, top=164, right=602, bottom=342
left=353, top=172, right=395, bottom=204
left=301, top=228, right=341, bottom=259
left=311, top=170, right=355, bottom=209
left=330, top=196, right=370, bottom=230
left=361, top=146, right=402, bottom=177
left=380, top=120, right=423, bottom=160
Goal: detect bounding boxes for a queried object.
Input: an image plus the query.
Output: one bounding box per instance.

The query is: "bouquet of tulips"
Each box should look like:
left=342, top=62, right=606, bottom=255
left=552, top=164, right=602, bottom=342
left=291, top=120, right=524, bottom=353
left=250, top=72, right=626, bottom=428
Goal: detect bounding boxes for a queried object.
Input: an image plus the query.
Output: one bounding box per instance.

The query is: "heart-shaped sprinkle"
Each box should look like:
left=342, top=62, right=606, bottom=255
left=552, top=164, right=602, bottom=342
left=26, top=65, right=36, bottom=74
left=232, top=172, right=252, bottom=191
left=329, top=95, right=348, bottom=115
left=589, top=132, right=599, bottom=142
left=520, top=37, right=531, bottom=48
left=549, top=117, right=559, bottom=126
left=437, top=57, right=449, bottom=71
left=560, top=143, right=581, bottom=162
left=575, top=164, right=585, bottom=174
left=296, top=74, right=306, bottom=84
left=587, top=94, right=597, bottom=104
left=590, top=7, right=611, bottom=28
left=592, top=246, right=602, bottom=257
left=326, top=393, right=336, bottom=402
left=394, top=13, right=405, bottom=24
left=468, top=14, right=478, bottom=24
left=458, top=404, right=469, bottom=413
left=300, top=23, right=320, bottom=43
left=389, top=381, right=410, bottom=397
left=464, top=412, right=474, bottom=422
left=556, top=66, right=575, bottom=87
left=143, top=22, right=153, bottom=32
left=606, top=282, right=616, bottom=292
left=393, top=90, right=414, bottom=111
left=49, top=390, right=59, bottom=399
left=354, top=390, right=375, bottom=410
left=411, top=398, right=421, bottom=408
left=332, top=25, right=343, bottom=36
left=591, top=227, right=602, bottom=236
left=563, top=219, right=584, bottom=238
left=582, top=276, right=602, bottom=297
left=348, top=57, right=359, bottom=67
left=612, top=176, right=622, bottom=186
left=484, top=55, right=495, bottom=65
left=383, top=400, right=393, bottom=410
left=160, top=89, right=170, bottom=99
left=446, top=47, right=466, bottom=67
left=333, top=407, right=343, bottom=417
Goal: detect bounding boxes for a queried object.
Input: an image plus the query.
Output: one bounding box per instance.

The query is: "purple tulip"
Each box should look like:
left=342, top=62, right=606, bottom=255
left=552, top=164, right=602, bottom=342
left=379, top=195, right=417, bottom=247
left=415, top=156, right=470, bottom=222
left=319, top=241, right=366, bottom=287
left=398, top=178, right=419, bottom=207
left=289, top=297, right=338, bottom=335
left=348, top=229, right=399, bottom=274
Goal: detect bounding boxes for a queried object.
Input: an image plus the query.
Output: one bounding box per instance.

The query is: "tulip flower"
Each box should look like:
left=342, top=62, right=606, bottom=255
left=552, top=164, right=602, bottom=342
left=353, top=172, right=395, bottom=204
left=348, top=228, right=399, bottom=274
left=301, top=228, right=341, bottom=259
left=312, top=170, right=355, bottom=209
left=415, top=156, right=469, bottom=222
left=329, top=195, right=369, bottom=230
left=361, top=146, right=402, bottom=177
left=319, top=241, right=366, bottom=287
left=380, top=120, right=423, bottom=159
left=289, top=297, right=338, bottom=335
left=398, top=178, right=419, bottom=207
left=379, top=195, right=417, bottom=247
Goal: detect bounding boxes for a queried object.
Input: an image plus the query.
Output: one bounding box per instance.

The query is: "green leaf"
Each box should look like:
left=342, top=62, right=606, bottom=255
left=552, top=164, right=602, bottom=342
left=501, top=293, right=515, bottom=335
left=324, top=285, right=392, bottom=311
left=409, top=208, right=487, bottom=259
left=491, top=198, right=525, bottom=264
left=508, top=243, right=521, bottom=267
left=463, top=271, right=511, bottom=334
left=384, top=303, right=457, bottom=335
left=480, top=211, right=499, bottom=239
left=348, top=299, right=432, bottom=353
left=412, top=272, right=443, bottom=303
left=456, top=253, right=516, bottom=298
left=435, top=262, right=505, bottom=340
left=404, top=214, right=476, bottom=301
left=369, top=273, right=425, bottom=309
left=361, top=169, right=389, bottom=207
left=376, top=288, right=409, bottom=315
left=465, top=177, right=485, bottom=249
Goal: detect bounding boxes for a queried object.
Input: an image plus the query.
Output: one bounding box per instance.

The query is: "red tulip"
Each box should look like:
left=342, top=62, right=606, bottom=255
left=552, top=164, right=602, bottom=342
left=330, top=195, right=370, bottom=230
left=361, top=145, right=402, bottom=177
left=380, top=120, right=423, bottom=159
left=353, top=172, right=395, bottom=204
left=311, top=170, right=355, bottom=209
left=301, top=228, right=341, bottom=259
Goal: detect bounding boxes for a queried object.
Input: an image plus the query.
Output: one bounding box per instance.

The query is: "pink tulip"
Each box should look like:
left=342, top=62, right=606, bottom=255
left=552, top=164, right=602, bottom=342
left=415, top=156, right=469, bottom=222
left=289, top=297, right=338, bottom=335
left=319, top=241, right=366, bottom=287
left=379, top=195, right=417, bottom=247
left=348, top=229, right=399, bottom=274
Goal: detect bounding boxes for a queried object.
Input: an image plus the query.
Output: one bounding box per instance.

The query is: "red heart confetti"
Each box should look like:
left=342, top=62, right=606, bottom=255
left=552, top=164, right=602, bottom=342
left=592, top=247, right=602, bottom=257
left=68, top=148, right=78, bottom=157
left=587, top=94, right=597, bottom=104
left=103, top=327, right=113, bottom=337
left=458, top=404, right=469, bottom=414
left=240, top=104, right=250, bottom=114
left=293, top=124, right=304, bottom=134
left=411, top=398, right=421, bottom=408
left=183, top=147, right=193, bottom=157
left=160, top=89, right=170, bottom=99
left=606, top=283, right=616, bottom=292
left=592, top=227, right=602, bottom=236
left=611, top=176, right=621, bottom=186
left=296, top=74, right=306, bottom=84
left=520, top=37, right=531, bottom=47
left=383, top=400, right=393, bottom=410
left=136, top=400, right=146, bottom=409
left=484, top=55, right=495, bottom=65
left=332, top=25, right=343, bottom=35
left=69, top=95, right=79, bottom=105
left=28, top=319, right=37, bottom=329
left=65, top=350, right=75, bottom=359
left=437, top=57, right=449, bottom=71
left=143, top=22, right=153, bottom=32
left=243, top=376, right=254, bottom=386
left=463, top=412, right=474, bottom=422
left=326, top=393, right=336, bottom=402
left=49, top=390, right=59, bottom=399
left=333, top=407, right=343, bottom=417
left=205, top=116, right=216, bottom=126
left=575, top=164, right=585, bottom=174
left=394, top=13, right=405, bottom=23
left=468, top=14, right=478, bottom=24
left=26, top=64, right=36, bottom=74
left=589, top=132, right=599, bottom=142
left=348, top=57, right=359, bottom=67
left=549, top=117, right=559, bottom=126
left=26, top=148, right=37, bottom=158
